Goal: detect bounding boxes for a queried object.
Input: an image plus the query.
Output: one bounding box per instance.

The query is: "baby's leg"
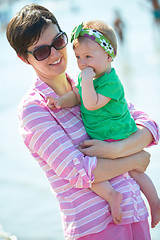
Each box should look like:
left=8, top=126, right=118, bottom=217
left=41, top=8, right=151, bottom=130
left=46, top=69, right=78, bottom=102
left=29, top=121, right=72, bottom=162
left=91, top=181, right=123, bottom=224
left=130, top=170, right=160, bottom=228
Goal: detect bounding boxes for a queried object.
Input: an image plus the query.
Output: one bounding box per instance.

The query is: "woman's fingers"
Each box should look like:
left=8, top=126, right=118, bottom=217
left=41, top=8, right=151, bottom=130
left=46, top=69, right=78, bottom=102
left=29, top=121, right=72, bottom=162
left=79, top=139, right=96, bottom=148
left=78, top=140, right=99, bottom=156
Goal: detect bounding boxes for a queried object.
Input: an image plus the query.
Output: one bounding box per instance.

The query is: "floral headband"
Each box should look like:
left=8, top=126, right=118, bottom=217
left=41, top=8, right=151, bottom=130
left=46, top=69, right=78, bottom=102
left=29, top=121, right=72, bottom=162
left=71, top=22, right=116, bottom=59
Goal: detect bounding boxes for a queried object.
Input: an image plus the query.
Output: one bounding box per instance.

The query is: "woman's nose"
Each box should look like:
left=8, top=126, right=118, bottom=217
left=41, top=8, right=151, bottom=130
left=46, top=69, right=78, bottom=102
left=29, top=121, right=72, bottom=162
left=50, top=47, right=60, bottom=58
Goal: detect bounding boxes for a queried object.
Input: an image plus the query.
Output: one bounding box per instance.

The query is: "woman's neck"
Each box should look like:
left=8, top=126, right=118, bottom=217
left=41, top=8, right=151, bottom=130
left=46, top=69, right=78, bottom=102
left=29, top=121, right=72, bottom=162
left=39, top=72, right=72, bottom=96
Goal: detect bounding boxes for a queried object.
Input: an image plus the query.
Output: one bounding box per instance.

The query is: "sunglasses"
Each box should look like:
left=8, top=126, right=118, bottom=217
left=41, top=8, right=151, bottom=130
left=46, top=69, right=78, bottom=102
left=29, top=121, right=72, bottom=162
left=26, top=32, right=68, bottom=61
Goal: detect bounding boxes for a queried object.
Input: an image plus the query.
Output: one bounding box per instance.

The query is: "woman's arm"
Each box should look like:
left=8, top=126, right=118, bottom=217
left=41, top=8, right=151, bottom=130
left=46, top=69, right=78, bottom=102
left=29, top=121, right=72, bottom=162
left=113, top=125, right=153, bottom=158
left=78, top=101, right=160, bottom=159
left=93, top=150, right=150, bottom=183
left=19, top=98, right=97, bottom=189
left=78, top=125, right=153, bottom=159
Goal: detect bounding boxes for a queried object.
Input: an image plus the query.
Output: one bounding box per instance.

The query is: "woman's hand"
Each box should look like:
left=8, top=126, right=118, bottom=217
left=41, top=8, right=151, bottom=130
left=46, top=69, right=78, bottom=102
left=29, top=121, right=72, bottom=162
left=133, top=150, right=151, bottom=172
left=78, top=126, right=153, bottom=159
left=78, top=139, right=117, bottom=159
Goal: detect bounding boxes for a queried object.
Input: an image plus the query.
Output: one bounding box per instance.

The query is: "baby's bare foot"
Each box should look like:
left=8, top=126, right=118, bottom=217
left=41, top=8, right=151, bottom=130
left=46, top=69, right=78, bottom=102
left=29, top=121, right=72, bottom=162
left=109, top=191, right=123, bottom=224
left=151, top=198, right=160, bottom=228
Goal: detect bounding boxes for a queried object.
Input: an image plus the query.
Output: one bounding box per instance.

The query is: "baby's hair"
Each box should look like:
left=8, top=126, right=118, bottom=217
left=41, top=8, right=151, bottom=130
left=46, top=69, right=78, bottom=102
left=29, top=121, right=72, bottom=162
left=73, top=20, right=117, bottom=56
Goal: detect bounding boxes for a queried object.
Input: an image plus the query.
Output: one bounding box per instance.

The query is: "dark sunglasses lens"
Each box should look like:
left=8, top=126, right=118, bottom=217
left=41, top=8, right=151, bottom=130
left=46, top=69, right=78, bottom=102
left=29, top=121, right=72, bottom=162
left=54, top=33, right=68, bottom=50
left=34, top=46, right=50, bottom=61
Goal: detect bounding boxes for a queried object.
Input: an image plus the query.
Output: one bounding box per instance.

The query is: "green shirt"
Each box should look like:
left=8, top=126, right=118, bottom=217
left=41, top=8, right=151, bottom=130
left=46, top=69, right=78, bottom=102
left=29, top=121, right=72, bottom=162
left=76, top=68, right=137, bottom=140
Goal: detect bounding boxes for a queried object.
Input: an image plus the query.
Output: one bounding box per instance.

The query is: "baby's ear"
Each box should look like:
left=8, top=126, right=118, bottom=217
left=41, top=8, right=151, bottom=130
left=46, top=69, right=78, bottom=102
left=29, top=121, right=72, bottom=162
left=107, top=54, right=113, bottom=62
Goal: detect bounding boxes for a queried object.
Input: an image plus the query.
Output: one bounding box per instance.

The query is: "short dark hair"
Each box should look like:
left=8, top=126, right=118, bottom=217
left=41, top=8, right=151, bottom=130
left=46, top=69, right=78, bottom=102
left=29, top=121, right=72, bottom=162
left=6, top=3, right=61, bottom=60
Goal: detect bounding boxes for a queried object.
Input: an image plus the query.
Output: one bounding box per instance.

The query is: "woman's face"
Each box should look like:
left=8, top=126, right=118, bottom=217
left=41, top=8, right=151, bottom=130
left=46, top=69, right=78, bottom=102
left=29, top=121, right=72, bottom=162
left=26, top=23, right=68, bottom=83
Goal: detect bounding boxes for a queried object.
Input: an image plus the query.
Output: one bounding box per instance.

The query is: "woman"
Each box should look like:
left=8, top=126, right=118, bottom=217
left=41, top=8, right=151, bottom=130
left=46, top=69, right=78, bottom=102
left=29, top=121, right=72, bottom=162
left=6, top=4, right=159, bottom=240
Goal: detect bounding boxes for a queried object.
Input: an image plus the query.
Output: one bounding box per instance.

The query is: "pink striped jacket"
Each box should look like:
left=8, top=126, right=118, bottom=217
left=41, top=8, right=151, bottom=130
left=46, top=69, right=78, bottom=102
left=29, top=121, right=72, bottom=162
left=18, top=75, right=159, bottom=240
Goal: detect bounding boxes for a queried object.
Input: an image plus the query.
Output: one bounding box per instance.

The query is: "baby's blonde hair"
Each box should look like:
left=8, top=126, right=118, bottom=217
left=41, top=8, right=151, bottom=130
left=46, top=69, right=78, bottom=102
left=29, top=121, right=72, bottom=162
left=73, top=20, right=117, bottom=56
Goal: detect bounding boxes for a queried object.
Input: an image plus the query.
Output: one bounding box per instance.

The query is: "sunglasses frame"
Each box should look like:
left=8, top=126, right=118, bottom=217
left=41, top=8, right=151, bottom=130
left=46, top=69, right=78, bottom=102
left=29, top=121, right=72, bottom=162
left=26, top=31, right=68, bottom=61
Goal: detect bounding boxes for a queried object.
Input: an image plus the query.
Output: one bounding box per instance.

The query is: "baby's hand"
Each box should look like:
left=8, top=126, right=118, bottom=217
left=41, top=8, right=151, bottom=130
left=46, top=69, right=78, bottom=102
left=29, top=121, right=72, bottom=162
left=46, top=96, right=61, bottom=110
left=81, top=67, right=96, bottom=80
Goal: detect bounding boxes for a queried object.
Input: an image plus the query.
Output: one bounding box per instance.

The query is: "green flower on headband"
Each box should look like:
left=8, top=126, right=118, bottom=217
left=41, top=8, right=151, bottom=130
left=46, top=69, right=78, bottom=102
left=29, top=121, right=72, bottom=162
left=71, top=22, right=83, bottom=43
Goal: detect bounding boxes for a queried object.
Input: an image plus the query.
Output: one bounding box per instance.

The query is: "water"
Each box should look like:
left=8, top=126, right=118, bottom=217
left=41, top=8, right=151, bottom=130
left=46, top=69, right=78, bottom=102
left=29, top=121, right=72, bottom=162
left=0, top=0, right=160, bottom=239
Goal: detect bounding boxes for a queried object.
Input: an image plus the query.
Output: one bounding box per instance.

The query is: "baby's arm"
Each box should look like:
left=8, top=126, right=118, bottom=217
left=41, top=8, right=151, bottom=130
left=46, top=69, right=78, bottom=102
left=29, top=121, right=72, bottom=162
left=46, top=87, right=80, bottom=110
left=81, top=67, right=111, bottom=110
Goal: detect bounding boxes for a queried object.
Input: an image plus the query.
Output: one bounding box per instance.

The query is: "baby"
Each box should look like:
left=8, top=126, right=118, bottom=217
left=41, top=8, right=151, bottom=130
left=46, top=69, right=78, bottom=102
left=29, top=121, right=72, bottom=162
left=46, top=20, right=160, bottom=227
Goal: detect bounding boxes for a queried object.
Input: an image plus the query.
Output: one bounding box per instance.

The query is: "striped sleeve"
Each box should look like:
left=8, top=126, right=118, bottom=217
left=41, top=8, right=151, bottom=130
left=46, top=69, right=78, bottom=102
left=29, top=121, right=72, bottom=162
left=18, top=99, right=97, bottom=188
left=127, top=100, right=160, bottom=146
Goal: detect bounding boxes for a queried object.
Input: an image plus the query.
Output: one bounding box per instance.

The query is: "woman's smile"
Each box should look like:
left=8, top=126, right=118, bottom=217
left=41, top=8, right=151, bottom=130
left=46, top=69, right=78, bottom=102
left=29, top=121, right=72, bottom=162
left=49, top=56, right=62, bottom=66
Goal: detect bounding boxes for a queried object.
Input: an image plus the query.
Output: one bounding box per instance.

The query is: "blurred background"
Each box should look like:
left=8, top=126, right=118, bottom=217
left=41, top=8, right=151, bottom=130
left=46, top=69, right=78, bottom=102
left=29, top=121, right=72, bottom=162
left=0, top=0, right=160, bottom=239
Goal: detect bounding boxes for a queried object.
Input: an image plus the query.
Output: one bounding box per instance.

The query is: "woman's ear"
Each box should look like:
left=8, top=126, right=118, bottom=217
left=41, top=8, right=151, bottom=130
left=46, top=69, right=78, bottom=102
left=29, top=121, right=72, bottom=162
left=17, top=54, right=30, bottom=64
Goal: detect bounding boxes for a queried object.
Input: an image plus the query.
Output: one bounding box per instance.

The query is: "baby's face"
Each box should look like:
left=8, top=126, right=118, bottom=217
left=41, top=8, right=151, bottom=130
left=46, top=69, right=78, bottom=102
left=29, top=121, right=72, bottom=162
left=74, top=38, right=110, bottom=77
